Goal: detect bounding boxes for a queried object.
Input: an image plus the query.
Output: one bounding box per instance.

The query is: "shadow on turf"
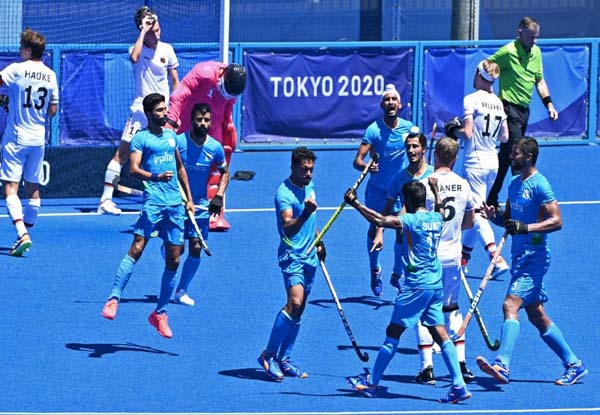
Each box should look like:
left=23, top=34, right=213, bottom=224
left=309, top=295, right=393, bottom=311
left=219, top=368, right=285, bottom=382
left=65, top=342, right=178, bottom=358
left=337, top=344, right=418, bottom=356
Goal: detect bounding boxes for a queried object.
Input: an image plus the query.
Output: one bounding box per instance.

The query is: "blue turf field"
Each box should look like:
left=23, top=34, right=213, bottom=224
left=1, top=146, right=599, bottom=414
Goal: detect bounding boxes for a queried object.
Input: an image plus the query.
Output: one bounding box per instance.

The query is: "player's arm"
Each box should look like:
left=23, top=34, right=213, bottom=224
left=281, top=198, right=317, bottom=238
left=47, top=103, right=58, bottom=117
left=461, top=116, right=473, bottom=140
left=129, top=17, right=154, bottom=63
left=506, top=200, right=562, bottom=235
left=175, top=149, right=194, bottom=212
left=344, top=189, right=402, bottom=230
left=497, top=118, right=509, bottom=143
left=536, top=78, right=558, bottom=121
left=169, top=67, right=180, bottom=92
left=353, top=143, right=378, bottom=173
left=208, top=162, right=230, bottom=216
left=129, top=149, right=173, bottom=182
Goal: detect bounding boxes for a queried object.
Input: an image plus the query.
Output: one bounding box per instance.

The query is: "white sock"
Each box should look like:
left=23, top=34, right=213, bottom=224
left=102, top=160, right=122, bottom=202
left=24, top=198, right=41, bottom=227
left=415, top=323, right=434, bottom=369
left=445, top=309, right=466, bottom=361
left=7, top=194, right=27, bottom=237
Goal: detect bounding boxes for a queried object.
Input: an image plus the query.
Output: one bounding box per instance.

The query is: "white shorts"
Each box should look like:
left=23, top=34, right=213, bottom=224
left=120, top=107, right=147, bottom=143
left=462, top=167, right=497, bottom=205
left=442, top=263, right=461, bottom=307
left=0, top=141, right=45, bottom=184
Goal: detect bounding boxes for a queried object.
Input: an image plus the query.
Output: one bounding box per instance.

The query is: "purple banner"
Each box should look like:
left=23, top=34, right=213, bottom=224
left=242, top=49, right=414, bottom=143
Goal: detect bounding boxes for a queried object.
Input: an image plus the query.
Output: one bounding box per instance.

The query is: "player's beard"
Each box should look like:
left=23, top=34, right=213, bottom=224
left=193, top=125, right=209, bottom=138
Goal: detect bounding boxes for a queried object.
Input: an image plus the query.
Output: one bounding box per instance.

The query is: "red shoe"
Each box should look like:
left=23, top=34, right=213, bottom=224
left=101, top=298, right=119, bottom=320
left=209, top=214, right=231, bottom=231
left=148, top=311, right=173, bottom=338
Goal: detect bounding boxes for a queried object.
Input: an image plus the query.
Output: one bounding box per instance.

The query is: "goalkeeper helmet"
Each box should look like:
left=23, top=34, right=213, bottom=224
left=223, top=64, right=247, bottom=97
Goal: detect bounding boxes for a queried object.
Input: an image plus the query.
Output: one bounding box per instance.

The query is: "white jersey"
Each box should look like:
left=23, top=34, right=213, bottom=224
left=462, top=89, right=506, bottom=170
left=424, top=170, right=474, bottom=267
left=129, top=41, right=178, bottom=111
left=0, top=60, right=58, bottom=146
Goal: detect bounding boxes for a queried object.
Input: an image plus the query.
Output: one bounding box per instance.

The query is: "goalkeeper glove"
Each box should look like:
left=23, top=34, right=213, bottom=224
left=208, top=195, right=224, bottom=215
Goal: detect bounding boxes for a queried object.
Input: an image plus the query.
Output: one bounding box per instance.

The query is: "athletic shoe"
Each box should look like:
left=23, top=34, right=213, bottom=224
left=98, top=199, right=122, bottom=215
left=370, top=268, right=383, bottom=297
left=460, top=361, right=476, bottom=383
left=174, top=290, right=195, bottom=306
left=476, top=356, right=509, bottom=384
left=389, top=272, right=401, bottom=290
left=461, top=257, right=469, bottom=276
left=555, top=360, right=588, bottom=386
left=209, top=214, right=230, bottom=231
left=415, top=365, right=436, bottom=385
left=438, top=385, right=472, bottom=404
left=490, top=255, right=509, bottom=279
left=280, top=359, right=308, bottom=378
left=101, top=298, right=119, bottom=320
left=346, top=372, right=378, bottom=398
left=257, top=351, right=284, bottom=381
left=9, top=233, right=32, bottom=257
left=148, top=311, right=173, bottom=338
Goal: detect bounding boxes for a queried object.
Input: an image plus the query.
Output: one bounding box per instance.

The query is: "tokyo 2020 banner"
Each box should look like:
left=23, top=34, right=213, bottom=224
left=242, top=49, right=414, bottom=143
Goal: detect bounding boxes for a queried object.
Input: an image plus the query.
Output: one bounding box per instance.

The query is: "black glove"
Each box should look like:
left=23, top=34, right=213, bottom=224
left=0, top=94, right=8, bottom=112
left=344, top=188, right=359, bottom=207
left=316, top=240, right=326, bottom=262
left=444, top=116, right=463, bottom=140
left=208, top=195, right=224, bottom=215
left=504, top=219, right=528, bottom=235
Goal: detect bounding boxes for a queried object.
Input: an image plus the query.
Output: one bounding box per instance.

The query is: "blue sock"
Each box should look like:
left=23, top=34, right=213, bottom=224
left=265, top=309, right=294, bottom=356
left=497, top=319, right=520, bottom=366
left=441, top=339, right=464, bottom=387
left=177, top=255, right=201, bottom=292
left=367, top=235, right=380, bottom=271
left=371, top=336, right=398, bottom=385
left=541, top=322, right=578, bottom=365
left=109, top=255, right=136, bottom=300
left=156, top=268, right=177, bottom=314
left=278, top=318, right=301, bottom=361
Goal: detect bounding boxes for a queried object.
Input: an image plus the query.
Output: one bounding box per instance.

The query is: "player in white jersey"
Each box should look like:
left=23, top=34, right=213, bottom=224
left=457, top=60, right=510, bottom=278
left=98, top=6, right=180, bottom=215
left=0, top=29, right=59, bottom=256
left=415, top=138, right=476, bottom=384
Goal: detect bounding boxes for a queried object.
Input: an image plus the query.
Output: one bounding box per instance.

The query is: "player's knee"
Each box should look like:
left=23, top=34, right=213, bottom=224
left=385, top=323, right=404, bottom=340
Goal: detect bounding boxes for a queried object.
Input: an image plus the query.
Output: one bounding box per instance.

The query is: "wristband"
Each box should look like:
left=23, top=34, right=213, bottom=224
left=151, top=173, right=158, bottom=181
left=542, top=96, right=553, bottom=107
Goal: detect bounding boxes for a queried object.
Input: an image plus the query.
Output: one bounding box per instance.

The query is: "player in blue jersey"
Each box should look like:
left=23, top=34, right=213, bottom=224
left=258, top=147, right=326, bottom=381
left=100, top=93, right=194, bottom=339
left=477, top=137, right=588, bottom=386
left=173, top=103, right=229, bottom=306
left=353, top=83, right=416, bottom=296
left=344, top=179, right=472, bottom=403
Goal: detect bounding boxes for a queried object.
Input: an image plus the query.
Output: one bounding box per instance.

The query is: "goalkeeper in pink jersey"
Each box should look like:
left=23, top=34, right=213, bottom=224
left=167, top=61, right=246, bottom=231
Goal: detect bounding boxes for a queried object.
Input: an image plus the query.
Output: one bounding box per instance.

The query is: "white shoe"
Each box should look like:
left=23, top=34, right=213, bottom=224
left=174, top=290, right=195, bottom=306
left=98, top=199, right=122, bottom=215
left=491, top=255, right=509, bottom=279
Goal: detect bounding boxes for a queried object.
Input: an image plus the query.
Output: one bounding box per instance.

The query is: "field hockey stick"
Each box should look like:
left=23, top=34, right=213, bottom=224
left=306, top=153, right=379, bottom=254
left=319, top=260, right=369, bottom=362
left=461, top=271, right=500, bottom=350
left=178, top=184, right=212, bottom=257
left=452, top=231, right=508, bottom=341
left=112, top=176, right=144, bottom=197
left=427, top=122, right=437, bottom=165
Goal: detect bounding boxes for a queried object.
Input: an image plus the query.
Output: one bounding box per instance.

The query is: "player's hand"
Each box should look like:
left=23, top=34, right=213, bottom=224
left=504, top=219, right=528, bottom=235
left=140, top=15, right=156, bottom=32
left=344, top=188, right=359, bottom=207
left=185, top=200, right=195, bottom=214
left=547, top=104, right=559, bottom=121
left=158, top=171, right=174, bottom=182
left=370, top=231, right=383, bottom=252
left=428, top=176, right=438, bottom=190
left=316, top=240, right=326, bottom=262
left=369, top=160, right=379, bottom=174
left=303, top=198, right=317, bottom=215
left=208, top=195, right=224, bottom=216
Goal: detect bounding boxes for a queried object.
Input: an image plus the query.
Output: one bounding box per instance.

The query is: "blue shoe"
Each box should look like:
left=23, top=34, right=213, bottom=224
left=346, top=370, right=378, bottom=398
left=280, top=359, right=308, bottom=378
left=389, top=272, right=401, bottom=290
left=555, top=360, right=588, bottom=386
left=476, top=356, right=509, bottom=384
left=438, top=385, right=472, bottom=404
left=370, top=268, right=383, bottom=297
left=257, top=351, right=283, bottom=381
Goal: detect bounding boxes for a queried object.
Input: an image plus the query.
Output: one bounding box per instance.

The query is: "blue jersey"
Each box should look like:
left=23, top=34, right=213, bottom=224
left=399, top=210, right=443, bottom=290
left=274, top=178, right=317, bottom=266
left=363, top=117, right=415, bottom=192
left=130, top=128, right=182, bottom=206
left=387, top=165, right=434, bottom=208
left=179, top=133, right=226, bottom=209
left=508, top=171, right=556, bottom=257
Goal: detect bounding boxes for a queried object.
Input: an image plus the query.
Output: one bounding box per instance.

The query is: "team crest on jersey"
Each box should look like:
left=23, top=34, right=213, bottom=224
left=160, top=57, right=166, bottom=64
left=168, top=138, right=176, bottom=147
left=522, top=189, right=531, bottom=200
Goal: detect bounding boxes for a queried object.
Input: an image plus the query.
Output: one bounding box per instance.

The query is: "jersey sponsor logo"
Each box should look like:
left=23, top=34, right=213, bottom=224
left=153, top=151, right=175, bottom=164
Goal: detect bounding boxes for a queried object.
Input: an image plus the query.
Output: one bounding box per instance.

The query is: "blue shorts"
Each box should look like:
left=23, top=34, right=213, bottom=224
left=134, top=203, right=185, bottom=245
left=184, top=214, right=209, bottom=241
left=279, top=252, right=317, bottom=295
left=507, top=249, right=550, bottom=307
left=390, top=288, right=445, bottom=328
